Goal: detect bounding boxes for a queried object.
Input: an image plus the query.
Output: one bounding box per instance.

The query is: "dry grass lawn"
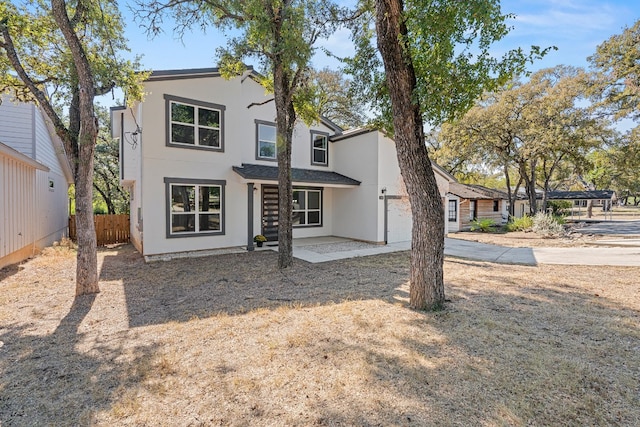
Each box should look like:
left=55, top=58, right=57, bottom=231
left=1, top=243, right=639, bottom=426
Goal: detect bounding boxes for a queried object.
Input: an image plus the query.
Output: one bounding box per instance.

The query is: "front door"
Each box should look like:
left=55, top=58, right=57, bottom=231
left=261, top=185, right=279, bottom=242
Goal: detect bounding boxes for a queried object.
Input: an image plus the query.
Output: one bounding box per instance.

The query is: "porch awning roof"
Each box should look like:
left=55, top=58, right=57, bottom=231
left=232, top=163, right=361, bottom=187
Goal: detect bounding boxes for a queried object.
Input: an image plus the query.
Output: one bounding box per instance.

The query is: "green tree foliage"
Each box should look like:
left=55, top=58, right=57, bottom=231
left=349, top=0, right=545, bottom=310
left=586, top=129, right=640, bottom=205
left=0, top=0, right=144, bottom=295
left=587, top=19, right=640, bottom=205
left=307, top=68, right=366, bottom=129
left=136, top=0, right=345, bottom=268
left=438, top=66, right=611, bottom=215
left=588, top=19, right=640, bottom=121
left=94, top=106, right=130, bottom=215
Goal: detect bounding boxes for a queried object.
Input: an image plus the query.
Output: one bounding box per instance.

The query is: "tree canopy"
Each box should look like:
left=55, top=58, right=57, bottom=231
left=350, top=0, right=545, bottom=310
left=437, top=66, right=612, bottom=214
left=1, top=0, right=144, bottom=295
left=136, top=0, right=347, bottom=268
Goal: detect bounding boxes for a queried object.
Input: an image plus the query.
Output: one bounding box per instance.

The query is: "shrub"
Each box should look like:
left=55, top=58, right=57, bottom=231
left=532, top=212, right=565, bottom=237
left=547, top=200, right=572, bottom=217
left=253, top=234, right=267, bottom=243
left=506, top=215, right=533, bottom=232
left=470, top=218, right=496, bottom=232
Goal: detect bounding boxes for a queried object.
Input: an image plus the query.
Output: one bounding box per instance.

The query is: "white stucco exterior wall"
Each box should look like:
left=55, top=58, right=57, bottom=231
left=125, top=71, right=340, bottom=256
left=331, top=131, right=381, bottom=242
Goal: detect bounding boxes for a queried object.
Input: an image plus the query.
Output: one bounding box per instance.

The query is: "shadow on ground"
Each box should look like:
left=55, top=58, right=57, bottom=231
left=0, top=294, right=160, bottom=424
left=98, top=244, right=411, bottom=328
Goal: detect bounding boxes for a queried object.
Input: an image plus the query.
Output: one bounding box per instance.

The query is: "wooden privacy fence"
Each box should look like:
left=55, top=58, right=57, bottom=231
left=69, top=214, right=130, bottom=246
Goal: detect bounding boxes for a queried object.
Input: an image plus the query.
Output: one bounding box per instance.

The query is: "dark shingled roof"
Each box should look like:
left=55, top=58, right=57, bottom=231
left=232, top=163, right=361, bottom=186
left=545, top=190, right=616, bottom=200
left=449, top=183, right=508, bottom=200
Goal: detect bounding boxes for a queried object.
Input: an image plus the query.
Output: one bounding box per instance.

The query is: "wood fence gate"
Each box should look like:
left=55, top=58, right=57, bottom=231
left=69, top=214, right=130, bottom=246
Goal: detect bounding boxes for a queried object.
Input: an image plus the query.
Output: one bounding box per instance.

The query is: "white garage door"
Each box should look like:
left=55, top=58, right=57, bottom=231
left=387, top=198, right=412, bottom=243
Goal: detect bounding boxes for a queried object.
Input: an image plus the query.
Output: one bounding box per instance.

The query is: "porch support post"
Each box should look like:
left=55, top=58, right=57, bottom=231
left=247, top=183, right=255, bottom=251
left=382, top=188, right=388, bottom=244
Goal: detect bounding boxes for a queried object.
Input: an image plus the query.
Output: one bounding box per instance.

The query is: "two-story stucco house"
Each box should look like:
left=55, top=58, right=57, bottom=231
left=112, top=67, right=459, bottom=259
left=0, top=96, right=73, bottom=269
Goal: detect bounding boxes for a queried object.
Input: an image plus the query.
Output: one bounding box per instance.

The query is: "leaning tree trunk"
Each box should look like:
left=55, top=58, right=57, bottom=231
left=375, top=0, right=445, bottom=310
left=52, top=0, right=99, bottom=295
left=273, top=62, right=296, bottom=269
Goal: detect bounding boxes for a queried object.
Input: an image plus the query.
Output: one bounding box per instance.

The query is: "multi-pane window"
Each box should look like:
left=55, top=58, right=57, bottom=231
left=311, top=132, right=328, bottom=165
left=257, top=122, right=277, bottom=160
left=448, top=200, right=457, bottom=222
left=293, top=188, right=322, bottom=226
left=166, top=179, right=225, bottom=236
left=165, top=95, right=224, bottom=151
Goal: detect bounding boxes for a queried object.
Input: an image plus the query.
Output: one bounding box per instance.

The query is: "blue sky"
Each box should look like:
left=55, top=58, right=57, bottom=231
left=120, top=0, right=639, bottom=75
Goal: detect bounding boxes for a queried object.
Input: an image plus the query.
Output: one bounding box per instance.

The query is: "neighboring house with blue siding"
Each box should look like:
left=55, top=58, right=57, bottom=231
left=0, top=96, right=73, bottom=269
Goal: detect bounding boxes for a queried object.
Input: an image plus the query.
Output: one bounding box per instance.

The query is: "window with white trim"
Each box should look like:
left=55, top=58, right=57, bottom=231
left=293, top=188, right=322, bottom=227
left=256, top=121, right=277, bottom=160
left=165, top=95, right=225, bottom=151
left=448, top=200, right=457, bottom=222
left=165, top=178, right=225, bottom=237
left=311, top=132, right=328, bottom=166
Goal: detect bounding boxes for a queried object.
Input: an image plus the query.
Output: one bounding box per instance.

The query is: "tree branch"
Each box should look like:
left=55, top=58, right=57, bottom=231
left=0, top=22, right=75, bottom=167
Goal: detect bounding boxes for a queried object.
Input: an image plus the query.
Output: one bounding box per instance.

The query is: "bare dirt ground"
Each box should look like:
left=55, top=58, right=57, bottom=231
left=1, top=243, right=639, bottom=426
left=450, top=228, right=607, bottom=248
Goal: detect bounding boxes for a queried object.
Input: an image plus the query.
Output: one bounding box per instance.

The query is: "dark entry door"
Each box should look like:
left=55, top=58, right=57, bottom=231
left=261, top=185, right=279, bottom=242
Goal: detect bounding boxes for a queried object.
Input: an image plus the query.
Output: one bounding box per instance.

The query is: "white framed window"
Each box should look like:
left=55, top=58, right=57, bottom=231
left=165, top=95, right=225, bottom=151
left=448, top=200, right=457, bottom=222
left=311, top=131, right=329, bottom=166
left=164, top=178, right=226, bottom=237
left=256, top=120, right=277, bottom=160
left=293, top=188, right=322, bottom=227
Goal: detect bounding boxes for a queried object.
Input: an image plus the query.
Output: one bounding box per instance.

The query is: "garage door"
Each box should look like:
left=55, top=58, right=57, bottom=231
left=387, top=198, right=412, bottom=243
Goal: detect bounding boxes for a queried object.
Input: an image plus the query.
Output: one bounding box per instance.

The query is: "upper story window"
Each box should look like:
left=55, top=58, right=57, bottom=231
left=165, top=94, right=225, bottom=152
left=256, top=120, right=277, bottom=161
left=311, top=131, right=329, bottom=166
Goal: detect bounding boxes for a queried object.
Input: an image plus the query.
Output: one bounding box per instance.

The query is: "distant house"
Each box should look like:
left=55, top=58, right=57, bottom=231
left=447, top=183, right=508, bottom=232
left=0, top=97, right=73, bottom=269
left=111, top=67, right=464, bottom=260
left=514, top=190, right=617, bottom=218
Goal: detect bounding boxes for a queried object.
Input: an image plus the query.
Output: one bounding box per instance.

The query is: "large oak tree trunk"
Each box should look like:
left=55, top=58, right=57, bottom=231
left=52, top=0, right=99, bottom=295
left=273, top=62, right=296, bottom=269
left=375, top=0, right=445, bottom=310
left=75, top=130, right=99, bottom=295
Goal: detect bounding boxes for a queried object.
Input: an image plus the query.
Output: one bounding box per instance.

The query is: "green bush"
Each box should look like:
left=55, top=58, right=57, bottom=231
left=506, top=215, right=533, bottom=232
left=532, top=212, right=565, bottom=237
left=470, top=218, right=497, bottom=232
left=547, top=200, right=572, bottom=216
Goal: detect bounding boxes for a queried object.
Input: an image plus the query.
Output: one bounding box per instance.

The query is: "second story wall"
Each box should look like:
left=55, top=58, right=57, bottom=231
left=0, top=97, right=35, bottom=158
left=135, top=69, right=338, bottom=172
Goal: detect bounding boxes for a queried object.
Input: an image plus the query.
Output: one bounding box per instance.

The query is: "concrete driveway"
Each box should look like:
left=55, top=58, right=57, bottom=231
left=289, top=236, right=640, bottom=267
left=443, top=238, right=640, bottom=266
left=575, top=220, right=640, bottom=236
